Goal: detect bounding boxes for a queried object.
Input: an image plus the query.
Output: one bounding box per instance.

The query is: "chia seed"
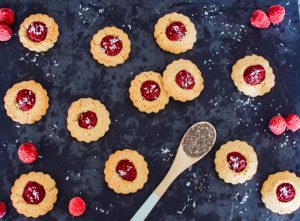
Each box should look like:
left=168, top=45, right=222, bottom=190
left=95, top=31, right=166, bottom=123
left=182, top=122, right=216, bottom=158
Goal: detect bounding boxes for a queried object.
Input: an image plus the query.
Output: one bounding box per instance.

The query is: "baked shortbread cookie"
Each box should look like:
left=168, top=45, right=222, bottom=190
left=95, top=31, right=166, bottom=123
left=19, top=14, right=59, bottom=52
left=4, top=80, right=49, bottom=124
left=154, top=12, right=197, bottom=54
left=231, top=54, right=275, bottom=97
left=90, top=26, right=131, bottom=67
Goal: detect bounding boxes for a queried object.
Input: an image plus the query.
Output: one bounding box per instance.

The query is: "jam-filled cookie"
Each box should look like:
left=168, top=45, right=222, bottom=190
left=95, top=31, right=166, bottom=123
left=19, top=14, right=59, bottom=52
left=231, top=54, right=275, bottom=97
left=129, top=71, right=169, bottom=114
left=67, top=98, right=110, bottom=143
left=154, top=12, right=197, bottom=54
left=11, top=172, right=58, bottom=218
left=214, top=140, right=258, bottom=185
left=90, top=26, right=131, bottom=67
left=4, top=80, right=49, bottom=124
left=162, top=59, right=204, bottom=102
left=261, top=171, right=300, bottom=214
left=104, top=149, right=149, bottom=194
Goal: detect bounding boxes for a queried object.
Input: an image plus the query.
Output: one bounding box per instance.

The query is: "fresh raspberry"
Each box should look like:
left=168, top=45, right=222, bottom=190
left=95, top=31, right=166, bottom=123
left=0, top=202, right=6, bottom=218
left=0, top=24, right=12, bottom=42
left=250, top=10, right=270, bottom=29
left=285, top=114, right=300, bottom=132
left=18, top=143, right=39, bottom=164
left=68, top=197, right=86, bottom=217
left=0, top=8, right=15, bottom=25
left=269, top=115, right=286, bottom=135
left=267, top=5, right=285, bottom=25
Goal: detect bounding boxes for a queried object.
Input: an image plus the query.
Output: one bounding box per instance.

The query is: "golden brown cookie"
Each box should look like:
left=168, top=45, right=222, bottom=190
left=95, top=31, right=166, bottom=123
left=231, top=54, right=275, bottom=97
left=154, top=12, right=197, bottom=54
left=162, top=59, right=204, bottom=102
left=129, top=71, right=169, bottom=114
left=4, top=80, right=49, bottom=124
left=104, top=149, right=149, bottom=194
left=11, top=172, right=58, bottom=218
left=261, top=171, right=300, bottom=214
left=214, top=140, right=258, bottom=185
left=67, top=98, right=111, bottom=143
left=90, top=26, right=131, bottom=67
left=19, top=14, right=59, bottom=52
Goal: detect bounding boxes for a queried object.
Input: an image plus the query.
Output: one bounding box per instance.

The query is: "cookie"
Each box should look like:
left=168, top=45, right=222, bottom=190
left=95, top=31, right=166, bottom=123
left=4, top=80, right=49, bottom=124
left=11, top=172, right=58, bottom=218
left=19, top=14, right=59, bottom=52
left=154, top=12, right=197, bottom=54
left=214, top=140, right=258, bottom=185
left=162, top=59, right=204, bottom=102
left=104, top=149, right=149, bottom=194
left=231, top=54, right=275, bottom=97
left=90, top=26, right=131, bottom=67
left=67, top=98, right=111, bottom=143
left=129, top=71, right=169, bottom=114
left=261, top=171, right=300, bottom=214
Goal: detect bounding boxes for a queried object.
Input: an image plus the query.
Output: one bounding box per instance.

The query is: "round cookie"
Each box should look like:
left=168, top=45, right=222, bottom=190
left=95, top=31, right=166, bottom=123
left=90, top=26, right=131, bottom=67
left=11, top=172, right=58, bottom=218
left=162, top=59, right=204, bottom=102
left=154, top=12, right=197, bottom=54
left=214, top=140, right=258, bottom=185
left=4, top=80, right=49, bottom=124
left=261, top=171, right=300, bottom=214
left=231, top=54, right=275, bottom=97
left=129, top=71, right=169, bottom=114
left=19, top=14, right=59, bottom=52
left=67, top=98, right=111, bottom=143
left=104, top=149, right=149, bottom=194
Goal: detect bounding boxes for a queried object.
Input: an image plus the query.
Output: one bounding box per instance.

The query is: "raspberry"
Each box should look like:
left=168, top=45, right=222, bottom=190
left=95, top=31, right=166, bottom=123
left=68, top=197, right=86, bottom=217
left=0, top=202, right=6, bottom=218
left=18, top=143, right=39, bottom=164
left=267, top=5, right=285, bottom=25
left=0, top=8, right=14, bottom=25
left=0, top=24, right=12, bottom=42
left=250, top=10, right=270, bottom=29
left=269, top=115, right=286, bottom=135
left=285, top=114, right=300, bottom=132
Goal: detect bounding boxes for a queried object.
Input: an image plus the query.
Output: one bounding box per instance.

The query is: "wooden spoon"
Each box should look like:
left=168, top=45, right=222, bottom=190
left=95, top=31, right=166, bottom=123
left=131, top=121, right=217, bottom=221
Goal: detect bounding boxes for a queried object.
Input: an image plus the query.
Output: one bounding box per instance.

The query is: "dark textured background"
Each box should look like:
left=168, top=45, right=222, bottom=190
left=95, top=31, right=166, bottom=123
left=0, top=0, right=300, bottom=220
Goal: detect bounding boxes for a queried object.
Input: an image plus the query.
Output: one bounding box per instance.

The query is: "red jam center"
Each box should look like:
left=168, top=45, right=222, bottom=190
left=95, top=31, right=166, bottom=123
left=227, top=152, right=247, bottom=173
left=243, top=65, right=266, bottom=85
left=166, top=21, right=186, bottom=41
left=140, top=80, right=160, bottom=101
left=116, top=159, right=137, bottom=181
left=100, top=35, right=122, bottom=56
left=16, top=89, right=36, bottom=111
left=22, top=181, right=46, bottom=204
left=175, top=70, right=195, bottom=89
left=78, top=111, right=97, bottom=129
left=26, top=21, right=48, bottom=42
left=276, top=183, right=296, bottom=202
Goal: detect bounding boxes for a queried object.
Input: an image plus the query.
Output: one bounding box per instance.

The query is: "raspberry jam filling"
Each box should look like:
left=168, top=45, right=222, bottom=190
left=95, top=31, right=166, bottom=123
left=276, top=183, right=296, bottom=202
left=78, top=111, right=97, bottom=129
left=243, top=65, right=266, bottom=85
left=22, top=181, right=46, bottom=204
left=166, top=21, right=186, bottom=41
left=101, top=35, right=122, bottom=56
left=116, top=159, right=137, bottom=181
left=16, top=89, right=36, bottom=111
left=26, top=21, right=48, bottom=42
left=227, top=152, right=247, bottom=173
left=175, top=70, right=195, bottom=89
left=140, top=80, right=161, bottom=101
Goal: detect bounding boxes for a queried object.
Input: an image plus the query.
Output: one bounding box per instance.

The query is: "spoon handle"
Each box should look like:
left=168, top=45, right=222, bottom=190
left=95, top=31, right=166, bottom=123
left=131, top=169, right=178, bottom=221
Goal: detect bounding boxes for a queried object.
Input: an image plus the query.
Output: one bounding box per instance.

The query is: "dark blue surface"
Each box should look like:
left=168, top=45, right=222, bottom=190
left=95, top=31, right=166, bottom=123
left=0, top=0, right=300, bottom=220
